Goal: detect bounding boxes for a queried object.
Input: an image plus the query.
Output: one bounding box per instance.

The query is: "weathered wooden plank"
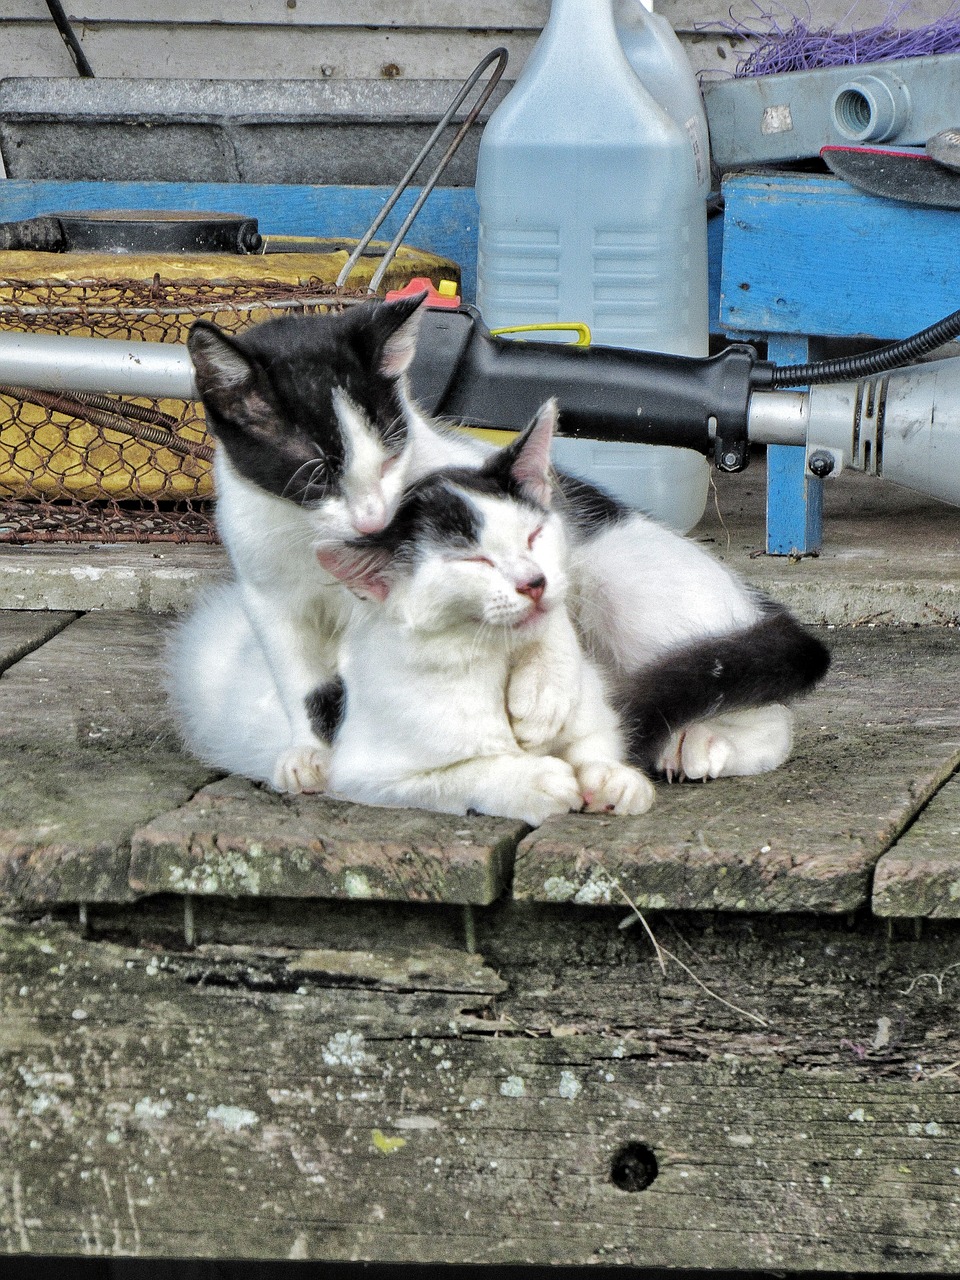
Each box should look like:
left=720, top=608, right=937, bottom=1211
left=0, top=20, right=738, bottom=82
left=3, top=910, right=960, bottom=1267
left=0, top=610, right=179, bottom=751
left=516, top=627, right=960, bottom=913
left=0, top=0, right=741, bottom=33
left=0, top=24, right=541, bottom=83
left=0, top=609, right=218, bottom=904
left=0, top=544, right=226, bottom=615
left=130, top=774, right=524, bottom=906
left=874, top=772, right=960, bottom=918
left=0, top=747, right=216, bottom=904
left=720, top=173, right=960, bottom=340
left=5, top=0, right=932, bottom=35
left=0, top=0, right=551, bottom=24
left=0, top=609, right=76, bottom=673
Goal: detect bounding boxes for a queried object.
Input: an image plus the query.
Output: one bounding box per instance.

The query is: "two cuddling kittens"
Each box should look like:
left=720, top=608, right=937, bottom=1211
left=168, top=294, right=829, bottom=825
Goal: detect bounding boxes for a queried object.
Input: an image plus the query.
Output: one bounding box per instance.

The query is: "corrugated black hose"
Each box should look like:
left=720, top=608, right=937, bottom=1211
left=758, top=307, right=960, bottom=388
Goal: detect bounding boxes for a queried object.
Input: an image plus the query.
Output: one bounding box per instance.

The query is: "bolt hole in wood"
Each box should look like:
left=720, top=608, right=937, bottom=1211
left=610, top=1141, right=659, bottom=1192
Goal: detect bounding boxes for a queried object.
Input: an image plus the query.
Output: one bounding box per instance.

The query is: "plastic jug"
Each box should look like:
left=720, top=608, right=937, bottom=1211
left=475, top=0, right=710, bottom=531
left=615, top=0, right=711, bottom=197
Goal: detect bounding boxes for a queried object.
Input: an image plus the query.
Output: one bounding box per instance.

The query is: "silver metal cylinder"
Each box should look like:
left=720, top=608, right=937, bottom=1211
left=746, top=390, right=809, bottom=445
left=0, top=331, right=197, bottom=400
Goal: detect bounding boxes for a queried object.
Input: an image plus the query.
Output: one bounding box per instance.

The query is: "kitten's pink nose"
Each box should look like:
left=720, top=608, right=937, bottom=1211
left=516, top=574, right=546, bottom=605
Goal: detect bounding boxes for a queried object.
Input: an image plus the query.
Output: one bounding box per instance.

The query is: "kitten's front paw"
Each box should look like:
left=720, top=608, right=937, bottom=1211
left=512, top=756, right=583, bottom=826
left=658, top=704, right=794, bottom=781
left=272, top=744, right=330, bottom=795
left=578, top=761, right=655, bottom=816
left=508, top=666, right=576, bottom=750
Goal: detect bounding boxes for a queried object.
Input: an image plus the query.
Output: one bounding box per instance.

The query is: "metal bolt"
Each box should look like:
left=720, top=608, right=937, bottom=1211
left=808, top=450, right=835, bottom=478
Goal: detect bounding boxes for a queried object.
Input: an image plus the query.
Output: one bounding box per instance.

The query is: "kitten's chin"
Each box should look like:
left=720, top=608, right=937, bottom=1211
left=510, top=601, right=552, bottom=632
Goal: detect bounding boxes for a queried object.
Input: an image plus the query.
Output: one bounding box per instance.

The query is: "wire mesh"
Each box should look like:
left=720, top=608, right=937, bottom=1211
left=0, top=273, right=363, bottom=544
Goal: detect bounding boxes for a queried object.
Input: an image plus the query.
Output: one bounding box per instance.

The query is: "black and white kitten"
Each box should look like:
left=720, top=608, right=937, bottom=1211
left=169, top=295, right=828, bottom=793
left=297, top=403, right=651, bottom=824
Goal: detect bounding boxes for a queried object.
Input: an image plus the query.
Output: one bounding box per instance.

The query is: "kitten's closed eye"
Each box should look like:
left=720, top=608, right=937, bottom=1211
left=528, top=525, right=544, bottom=549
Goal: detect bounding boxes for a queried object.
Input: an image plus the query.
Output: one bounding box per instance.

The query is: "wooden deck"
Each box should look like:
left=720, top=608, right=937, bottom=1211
left=2, top=467, right=960, bottom=1267
left=2, top=612, right=960, bottom=1266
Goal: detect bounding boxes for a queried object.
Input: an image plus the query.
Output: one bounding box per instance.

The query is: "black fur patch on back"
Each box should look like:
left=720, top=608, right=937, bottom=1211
left=619, top=603, right=831, bottom=773
left=553, top=469, right=629, bottom=536
left=305, top=677, right=346, bottom=744
left=189, top=299, right=416, bottom=504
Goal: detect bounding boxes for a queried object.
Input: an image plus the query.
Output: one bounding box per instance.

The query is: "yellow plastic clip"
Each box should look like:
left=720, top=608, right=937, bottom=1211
left=490, top=322, right=592, bottom=346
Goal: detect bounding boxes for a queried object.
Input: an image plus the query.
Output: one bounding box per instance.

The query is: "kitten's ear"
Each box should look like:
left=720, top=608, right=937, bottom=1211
left=188, top=321, right=276, bottom=436
left=315, top=543, right=394, bottom=603
left=359, top=292, right=427, bottom=379
left=492, top=398, right=557, bottom=508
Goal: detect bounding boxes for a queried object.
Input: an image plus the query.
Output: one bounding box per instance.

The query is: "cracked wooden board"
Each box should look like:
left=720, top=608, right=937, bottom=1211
left=0, top=609, right=77, bottom=673
left=0, top=747, right=218, bottom=905
left=129, top=774, right=525, bottom=905
left=0, top=609, right=179, bottom=750
left=515, top=628, right=960, bottom=913
left=2, top=909, right=960, bottom=1268
left=873, top=772, right=960, bottom=918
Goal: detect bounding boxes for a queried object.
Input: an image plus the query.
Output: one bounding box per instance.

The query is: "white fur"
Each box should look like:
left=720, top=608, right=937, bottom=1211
left=327, top=492, right=653, bottom=824
left=656, top=703, right=794, bottom=781
left=171, top=322, right=784, bottom=794
left=170, top=413, right=394, bottom=793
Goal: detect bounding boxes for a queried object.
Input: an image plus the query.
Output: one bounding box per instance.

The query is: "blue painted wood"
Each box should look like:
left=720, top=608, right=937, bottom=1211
left=765, top=336, right=823, bottom=557
left=0, top=180, right=481, bottom=301
left=720, top=173, right=960, bottom=340
left=707, top=208, right=723, bottom=337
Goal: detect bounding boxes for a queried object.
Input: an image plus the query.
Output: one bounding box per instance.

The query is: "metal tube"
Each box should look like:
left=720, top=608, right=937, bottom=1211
left=0, top=331, right=197, bottom=400
left=746, top=390, right=809, bottom=445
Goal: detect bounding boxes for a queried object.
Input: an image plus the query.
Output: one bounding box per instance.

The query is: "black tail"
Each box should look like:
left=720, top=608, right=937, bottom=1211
left=619, top=605, right=831, bottom=773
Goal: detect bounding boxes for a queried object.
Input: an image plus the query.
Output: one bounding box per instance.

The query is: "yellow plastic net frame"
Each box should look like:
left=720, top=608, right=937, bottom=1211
left=0, top=243, right=458, bottom=544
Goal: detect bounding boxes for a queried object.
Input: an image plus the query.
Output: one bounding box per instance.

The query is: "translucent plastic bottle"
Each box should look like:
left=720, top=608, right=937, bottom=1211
left=475, top=0, right=710, bottom=531
left=615, top=0, right=711, bottom=198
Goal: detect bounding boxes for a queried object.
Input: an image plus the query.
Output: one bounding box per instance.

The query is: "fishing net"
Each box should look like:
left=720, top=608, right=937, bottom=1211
left=0, top=273, right=363, bottom=545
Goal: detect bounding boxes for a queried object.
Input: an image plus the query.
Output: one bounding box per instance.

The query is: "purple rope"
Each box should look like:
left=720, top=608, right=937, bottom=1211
left=707, top=0, right=960, bottom=77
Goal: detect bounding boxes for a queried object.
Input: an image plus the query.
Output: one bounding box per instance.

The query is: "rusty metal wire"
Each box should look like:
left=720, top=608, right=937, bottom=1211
left=0, top=275, right=362, bottom=544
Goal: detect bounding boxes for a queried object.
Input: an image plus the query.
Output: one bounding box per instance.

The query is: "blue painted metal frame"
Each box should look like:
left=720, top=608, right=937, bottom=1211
left=0, top=180, right=482, bottom=302
left=720, top=171, right=960, bottom=553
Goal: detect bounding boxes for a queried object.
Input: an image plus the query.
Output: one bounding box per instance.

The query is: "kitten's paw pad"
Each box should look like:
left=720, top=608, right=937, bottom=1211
left=513, top=757, right=583, bottom=826
left=578, top=762, right=655, bottom=816
left=272, top=745, right=330, bottom=794
left=507, top=669, right=575, bottom=749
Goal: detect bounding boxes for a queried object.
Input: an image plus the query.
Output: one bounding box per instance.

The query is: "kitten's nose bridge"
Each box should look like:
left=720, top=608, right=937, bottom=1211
left=515, top=573, right=546, bottom=604
left=349, top=488, right=388, bottom=534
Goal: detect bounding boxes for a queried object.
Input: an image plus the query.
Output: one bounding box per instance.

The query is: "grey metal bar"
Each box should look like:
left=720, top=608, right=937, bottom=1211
left=0, top=331, right=197, bottom=400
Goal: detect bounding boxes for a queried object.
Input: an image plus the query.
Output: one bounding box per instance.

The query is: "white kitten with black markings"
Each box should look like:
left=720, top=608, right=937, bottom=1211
left=311, top=402, right=654, bottom=825
left=175, top=297, right=427, bottom=793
